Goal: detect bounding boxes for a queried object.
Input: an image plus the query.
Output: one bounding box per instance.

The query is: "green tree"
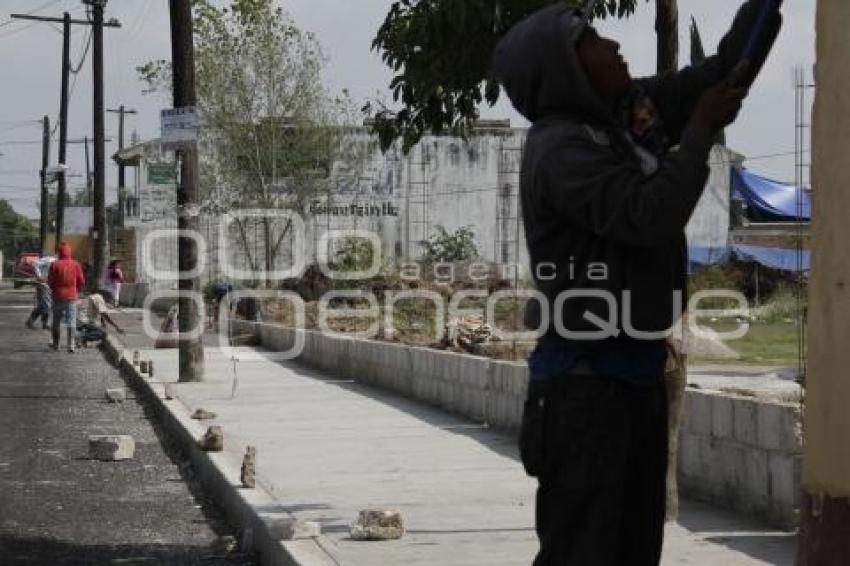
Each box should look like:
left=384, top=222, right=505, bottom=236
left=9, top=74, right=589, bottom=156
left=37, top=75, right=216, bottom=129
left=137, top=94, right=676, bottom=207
left=0, top=200, right=38, bottom=274
left=368, top=0, right=687, bottom=152
left=139, top=0, right=359, bottom=285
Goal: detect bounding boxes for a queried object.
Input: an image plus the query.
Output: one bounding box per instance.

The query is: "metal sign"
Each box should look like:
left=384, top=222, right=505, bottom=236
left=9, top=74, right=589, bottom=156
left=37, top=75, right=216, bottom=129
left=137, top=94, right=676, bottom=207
left=147, top=162, right=178, bottom=186
left=161, top=106, right=198, bottom=150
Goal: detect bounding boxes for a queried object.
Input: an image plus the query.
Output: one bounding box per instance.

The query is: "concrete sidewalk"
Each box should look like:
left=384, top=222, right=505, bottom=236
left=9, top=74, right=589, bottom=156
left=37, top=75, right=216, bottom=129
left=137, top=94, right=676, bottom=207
left=113, top=309, right=797, bottom=565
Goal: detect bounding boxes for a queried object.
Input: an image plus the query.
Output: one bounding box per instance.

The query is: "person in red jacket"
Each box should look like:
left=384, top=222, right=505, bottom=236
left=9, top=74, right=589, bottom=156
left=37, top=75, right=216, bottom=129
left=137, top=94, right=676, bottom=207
left=47, top=241, right=85, bottom=352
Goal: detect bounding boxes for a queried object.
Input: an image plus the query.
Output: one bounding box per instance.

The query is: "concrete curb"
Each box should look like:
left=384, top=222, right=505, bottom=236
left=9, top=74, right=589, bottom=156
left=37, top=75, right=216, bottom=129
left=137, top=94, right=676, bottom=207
left=101, top=335, right=346, bottom=566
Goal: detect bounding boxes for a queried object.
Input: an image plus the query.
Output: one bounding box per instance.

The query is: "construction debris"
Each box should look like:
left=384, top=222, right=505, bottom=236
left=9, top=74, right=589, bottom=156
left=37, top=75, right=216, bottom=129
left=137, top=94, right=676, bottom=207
left=241, top=446, right=256, bottom=488
left=191, top=408, right=217, bottom=420
left=200, top=426, right=224, bottom=452
left=89, top=435, right=135, bottom=461
left=104, top=388, right=126, bottom=403
left=443, top=314, right=496, bottom=353
left=350, top=509, right=404, bottom=541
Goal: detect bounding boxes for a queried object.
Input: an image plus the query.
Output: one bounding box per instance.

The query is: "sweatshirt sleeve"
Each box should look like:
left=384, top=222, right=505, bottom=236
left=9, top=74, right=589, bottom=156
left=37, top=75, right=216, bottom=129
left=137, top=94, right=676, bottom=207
left=540, top=127, right=715, bottom=248
left=639, top=0, right=782, bottom=144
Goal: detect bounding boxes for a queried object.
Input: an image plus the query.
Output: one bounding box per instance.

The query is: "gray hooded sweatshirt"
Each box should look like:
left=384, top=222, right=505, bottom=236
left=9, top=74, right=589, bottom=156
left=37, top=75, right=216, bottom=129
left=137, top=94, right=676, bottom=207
left=493, top=1, right=780, bottom=346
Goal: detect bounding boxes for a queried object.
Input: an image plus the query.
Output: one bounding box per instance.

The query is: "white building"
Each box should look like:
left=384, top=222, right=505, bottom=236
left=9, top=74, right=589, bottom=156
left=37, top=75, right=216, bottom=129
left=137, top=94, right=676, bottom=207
left=112, top=121, right=741, bottom=287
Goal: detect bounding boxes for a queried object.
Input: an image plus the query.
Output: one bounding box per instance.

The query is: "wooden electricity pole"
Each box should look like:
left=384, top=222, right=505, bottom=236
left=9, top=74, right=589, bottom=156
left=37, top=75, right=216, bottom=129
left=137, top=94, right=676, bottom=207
left=107, top=105, right=137, bottom=220
left=10, top=8, right=120, bottom=251
left=656, top=0, right=679, bottom=74
left=57, top=12, right=70, bottom=246
left=88, top=0, right=107, bottom=290
left=170, top=0, right=204, bottom=382
left=39, top=116, right=50, bottom=256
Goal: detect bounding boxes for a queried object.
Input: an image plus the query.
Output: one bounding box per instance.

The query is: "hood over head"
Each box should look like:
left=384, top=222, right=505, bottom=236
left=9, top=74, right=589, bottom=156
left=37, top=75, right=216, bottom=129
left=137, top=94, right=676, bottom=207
left=57, top=241, right=73, bottom=259
left=492, top=3, right=616, bottom=125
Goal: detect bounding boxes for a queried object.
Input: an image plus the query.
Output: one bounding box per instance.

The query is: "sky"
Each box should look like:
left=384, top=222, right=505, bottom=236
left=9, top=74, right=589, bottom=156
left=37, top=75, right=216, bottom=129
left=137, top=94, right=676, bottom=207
left=0, top=0, right=815, bottom=220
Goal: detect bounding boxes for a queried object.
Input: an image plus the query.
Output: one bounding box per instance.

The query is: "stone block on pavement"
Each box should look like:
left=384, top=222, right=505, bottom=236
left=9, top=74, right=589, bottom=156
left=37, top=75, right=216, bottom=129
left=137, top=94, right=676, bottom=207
left=350, top=509, right=404, bottom=541
left=191, top=408, right=217, bottom=420
left=200, top=426, right=224, bottom=452
left=104, top=388, right=126, bottom=403
left=89, top=435, right=135, bottom=461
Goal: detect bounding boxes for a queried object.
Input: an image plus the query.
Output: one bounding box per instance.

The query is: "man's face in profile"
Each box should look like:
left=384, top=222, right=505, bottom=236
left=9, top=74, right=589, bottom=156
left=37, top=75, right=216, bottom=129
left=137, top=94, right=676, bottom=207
left=577, top=27, right=633, bottom=101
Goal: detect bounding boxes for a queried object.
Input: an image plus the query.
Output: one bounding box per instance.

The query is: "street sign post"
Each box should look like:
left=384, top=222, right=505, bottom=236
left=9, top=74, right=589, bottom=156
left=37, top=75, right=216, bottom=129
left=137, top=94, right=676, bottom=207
left=161, top=107, right=198, bottom=151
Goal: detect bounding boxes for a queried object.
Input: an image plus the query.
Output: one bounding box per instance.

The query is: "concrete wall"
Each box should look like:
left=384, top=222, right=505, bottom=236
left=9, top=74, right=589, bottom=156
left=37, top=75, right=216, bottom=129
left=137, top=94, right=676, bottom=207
left=122, top=130, right=737, bottom=289
left=678, top=390, right=802, bottom=529
left=232, top=320, right=801, bottom=529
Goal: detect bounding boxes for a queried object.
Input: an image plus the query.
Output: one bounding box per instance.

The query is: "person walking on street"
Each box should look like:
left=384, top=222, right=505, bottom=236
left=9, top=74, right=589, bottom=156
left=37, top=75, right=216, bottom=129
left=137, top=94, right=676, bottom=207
left=25, top=276, right=52, bottom=330
left=48, top=242, right=85, bottom=353
left=493, top=1, right=780, bottom=564
left=106, top=260, right=125, bottom=308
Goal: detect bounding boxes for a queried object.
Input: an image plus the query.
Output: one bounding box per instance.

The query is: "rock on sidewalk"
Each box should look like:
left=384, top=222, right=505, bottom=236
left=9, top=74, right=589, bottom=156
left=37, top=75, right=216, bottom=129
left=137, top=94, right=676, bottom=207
left=241, top=446, right=256, bottom=488
left=104, top=388, right=126, bottom=403
left=200, top=426, right=223, bottom=452
left=89, top=435, right=135, bottom=461
left=350, top=510, right=404, bottom=541
left=191, top=408, right=217, bottom=420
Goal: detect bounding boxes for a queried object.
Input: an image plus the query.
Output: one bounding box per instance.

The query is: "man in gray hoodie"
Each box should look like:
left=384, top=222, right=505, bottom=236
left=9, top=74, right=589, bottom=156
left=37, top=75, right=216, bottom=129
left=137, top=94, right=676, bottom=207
left=493, top=1, right=780, bottom=564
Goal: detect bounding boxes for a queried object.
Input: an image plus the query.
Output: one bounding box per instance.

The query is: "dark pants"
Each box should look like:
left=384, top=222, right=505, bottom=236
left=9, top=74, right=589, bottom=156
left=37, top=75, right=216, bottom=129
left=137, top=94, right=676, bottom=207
left=28, top=306, right=49, bottom=327
left=522, top=376, right=668, bottom=566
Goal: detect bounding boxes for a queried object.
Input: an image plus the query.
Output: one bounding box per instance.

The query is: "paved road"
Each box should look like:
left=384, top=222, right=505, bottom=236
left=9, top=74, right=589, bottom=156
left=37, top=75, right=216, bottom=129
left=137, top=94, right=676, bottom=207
left=0, top=287, right=256, bottom=565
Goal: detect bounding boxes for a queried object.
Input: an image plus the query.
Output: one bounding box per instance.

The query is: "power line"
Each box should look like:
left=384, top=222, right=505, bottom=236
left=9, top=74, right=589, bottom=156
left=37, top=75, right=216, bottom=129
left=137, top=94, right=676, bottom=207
left=0, top=0, right=65, bottom=28
left=69, top=27, right=92, bottom=74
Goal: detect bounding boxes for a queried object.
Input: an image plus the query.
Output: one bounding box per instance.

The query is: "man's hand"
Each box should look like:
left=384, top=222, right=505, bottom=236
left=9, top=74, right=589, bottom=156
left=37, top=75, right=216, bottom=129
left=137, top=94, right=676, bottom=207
left=690, top=64, right=749, bottom=132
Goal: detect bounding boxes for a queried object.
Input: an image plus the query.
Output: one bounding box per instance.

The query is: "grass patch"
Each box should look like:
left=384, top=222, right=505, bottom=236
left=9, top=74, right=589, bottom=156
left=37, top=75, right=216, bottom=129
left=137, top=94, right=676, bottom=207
left=692, top=319, right=802, bottom=366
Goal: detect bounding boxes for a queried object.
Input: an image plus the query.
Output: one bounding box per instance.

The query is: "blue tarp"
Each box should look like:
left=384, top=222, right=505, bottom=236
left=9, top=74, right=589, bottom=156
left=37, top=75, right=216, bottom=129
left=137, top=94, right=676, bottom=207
left=731, top=166, right=812, bottom=221
left=732, top=244, right=811, bottom=273
left=688, top=244, right=810, bottom=273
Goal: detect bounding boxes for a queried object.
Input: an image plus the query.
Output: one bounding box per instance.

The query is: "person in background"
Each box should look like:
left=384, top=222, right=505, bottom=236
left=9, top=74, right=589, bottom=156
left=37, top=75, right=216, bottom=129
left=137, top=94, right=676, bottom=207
left=209, top=280, right=234, bottom=331
left=106, top=259, right=125, bottom=308
left=25, top=275, right=52, bottom=330
left=48, top=242, right=85, bottom=353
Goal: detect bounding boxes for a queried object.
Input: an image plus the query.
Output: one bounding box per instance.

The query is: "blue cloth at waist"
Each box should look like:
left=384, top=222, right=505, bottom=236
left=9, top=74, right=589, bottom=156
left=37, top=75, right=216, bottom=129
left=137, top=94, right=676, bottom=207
left=528, top=337, right=667, bottom=386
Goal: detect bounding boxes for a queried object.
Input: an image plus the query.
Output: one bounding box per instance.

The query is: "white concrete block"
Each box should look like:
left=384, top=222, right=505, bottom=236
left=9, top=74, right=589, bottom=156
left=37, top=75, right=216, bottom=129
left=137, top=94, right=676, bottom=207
left=679, top=432, right=700, bottom=478
left=711, top=395, right=734, bottom=440
left=733, top=399, right=758, bottom=447
left=745, top=450, right=770, bottom=499
left=757, top=402, right=803, bottom=453
left=683, top=391, right=712, bottom=436
left=769, top=454, right=802, bottom=506
left=89, top=435, right=135, bottom=461
left=104, top=388, right=126, bottom=403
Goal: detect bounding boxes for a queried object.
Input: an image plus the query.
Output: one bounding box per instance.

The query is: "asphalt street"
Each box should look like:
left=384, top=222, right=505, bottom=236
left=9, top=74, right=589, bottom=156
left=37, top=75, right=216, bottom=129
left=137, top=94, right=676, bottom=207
left=0, top=286, right=256, bottom=565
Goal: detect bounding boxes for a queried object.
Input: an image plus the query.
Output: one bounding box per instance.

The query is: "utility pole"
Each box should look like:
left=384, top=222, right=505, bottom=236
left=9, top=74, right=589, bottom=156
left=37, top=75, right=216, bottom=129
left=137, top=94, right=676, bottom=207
left=57, top=12, right=70, bottom=247
left=39, top=116, right=50, bottom=256
left=107, top=105, right=137, bottom=220
left=656, top=0, right=679, bottom=74
left=88, top=0, right=107, bottom=291
left=10, top=9, right=120, bottom=250
left=170, top=0, right=204, bottom=382
left=84, top=135, right=91, bottom=205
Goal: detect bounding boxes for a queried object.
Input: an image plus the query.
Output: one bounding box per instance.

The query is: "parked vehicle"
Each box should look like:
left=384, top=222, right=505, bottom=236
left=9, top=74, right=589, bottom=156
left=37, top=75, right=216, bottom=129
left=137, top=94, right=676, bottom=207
left=13, top=253, right=55, bottom=288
